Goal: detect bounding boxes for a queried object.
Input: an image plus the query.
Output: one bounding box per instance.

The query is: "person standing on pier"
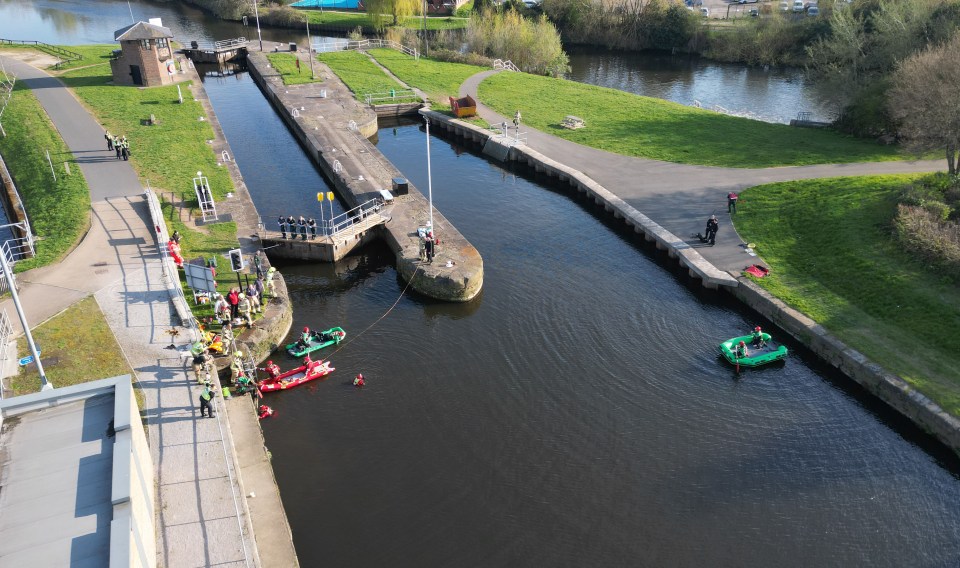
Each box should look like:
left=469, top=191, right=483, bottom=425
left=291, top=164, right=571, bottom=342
left=266, top=267, right=277, bottom=297
left=278, top=216, right=287, bottom=239
left=308, top=218, right=317, bottom=240
left=424, top=233, right=435, bottom=263
left=227, top=287, right=240, bottom=321
left=254, top=250, right=264, bottom=279
left=298, top=216, right=308, bottom=240
left=198, top=381, right=216, bottom=418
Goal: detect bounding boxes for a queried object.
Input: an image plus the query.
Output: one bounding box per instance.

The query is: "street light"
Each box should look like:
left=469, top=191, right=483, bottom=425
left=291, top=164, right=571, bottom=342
left=0, top=250, right=51, bottom=390
left=252, top=0, right=263, bottom=51
left=425, top=118, right=434, bottom=233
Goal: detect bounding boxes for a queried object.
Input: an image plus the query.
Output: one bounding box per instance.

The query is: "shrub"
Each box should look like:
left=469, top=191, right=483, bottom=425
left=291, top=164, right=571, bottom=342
left=428, top=48, right=493, bottom=67
left=466, top=9, right=568, bottom=76
left=260, top=5, right=307, bottom=26
left=894, top=204, right=960, bottom=280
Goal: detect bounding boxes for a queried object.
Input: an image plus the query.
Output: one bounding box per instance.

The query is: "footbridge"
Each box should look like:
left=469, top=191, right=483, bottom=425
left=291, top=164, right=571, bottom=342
left=259, top=198, right=390, bottom=262
left=181, top=37, right=247, bottom=64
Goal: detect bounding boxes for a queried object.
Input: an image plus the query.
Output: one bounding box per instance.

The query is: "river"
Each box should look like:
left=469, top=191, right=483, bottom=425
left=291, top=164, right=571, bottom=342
left=2, top=2, right=959, bottom=566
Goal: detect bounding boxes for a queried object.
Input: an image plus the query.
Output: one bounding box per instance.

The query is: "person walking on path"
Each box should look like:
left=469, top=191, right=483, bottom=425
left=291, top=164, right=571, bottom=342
left=278, top=215, right=287, bottom=239
left=121, top=137, right=130, bottom=161
left=298, top=216, right=307, bottom=240
left=727, top=191, right=739, bottom=213
left=308, top=217, right=317, bottom=240
left=705, top=215, right=719, bottom=246
left=199, top=381, right=216, bottom=418
left=115, top=137, right=123, bottom=160
left=105, top=130, right=113, bottom=151
left=513, top=110, right=522, bottom=128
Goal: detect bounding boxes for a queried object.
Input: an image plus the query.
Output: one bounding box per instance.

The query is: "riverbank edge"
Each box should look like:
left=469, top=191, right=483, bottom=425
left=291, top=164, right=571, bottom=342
left=183, top=60, right=302, bottom=567
left=424, top=111, right=960, bottom=457
left=245, top=50, right=483, bottom=302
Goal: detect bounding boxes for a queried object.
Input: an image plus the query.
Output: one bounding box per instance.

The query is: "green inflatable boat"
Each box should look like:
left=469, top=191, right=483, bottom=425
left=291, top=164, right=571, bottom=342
left=286, top=327, right=346, bottom=357
left=718, top=333, right=788, bottom=368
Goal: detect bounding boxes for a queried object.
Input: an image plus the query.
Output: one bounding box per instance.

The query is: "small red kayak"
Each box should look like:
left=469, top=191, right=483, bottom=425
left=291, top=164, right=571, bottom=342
left=258, top=361, right=334, bottom=392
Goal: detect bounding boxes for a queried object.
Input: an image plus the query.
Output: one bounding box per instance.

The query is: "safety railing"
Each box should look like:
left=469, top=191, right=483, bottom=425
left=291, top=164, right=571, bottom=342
left=363, top=89, right=420, bottom=105
left=328, top=198, right=385, bottom=237
left=0, top=39, right=82, bottom=68
left=189, top=37, right=247, bottom=51
left=312, top=38, right=418, bottom=59
left=493, top=59, right=520, bottom=72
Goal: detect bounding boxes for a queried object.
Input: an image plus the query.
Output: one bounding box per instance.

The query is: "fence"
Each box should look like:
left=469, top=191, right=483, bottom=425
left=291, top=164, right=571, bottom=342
left=144, top=186, right=200, bottom=342
left=328, top=198, right=384, bottom=237
left=363, top=89, right=420, bottom=105
left=189, top=37, right=247, bottom=51
left=493, top=59, right=520, bottom=72
left=0, top=39, right=82, bottom=68
left=312, top=38, right=419, bottom=59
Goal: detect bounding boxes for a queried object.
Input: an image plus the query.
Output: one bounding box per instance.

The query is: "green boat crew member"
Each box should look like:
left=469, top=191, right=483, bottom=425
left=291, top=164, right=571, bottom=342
left=751, top=326, right=765, bottom=347
left=297, top=326, right=311, bottom=350
left=735, top=341, right=749, bottom=359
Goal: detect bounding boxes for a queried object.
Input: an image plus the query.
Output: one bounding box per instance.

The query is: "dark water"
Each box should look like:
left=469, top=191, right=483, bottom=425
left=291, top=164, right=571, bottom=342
left=6, top=2, right=960, bottom=566
left=567, top=47, right=837, bottom=124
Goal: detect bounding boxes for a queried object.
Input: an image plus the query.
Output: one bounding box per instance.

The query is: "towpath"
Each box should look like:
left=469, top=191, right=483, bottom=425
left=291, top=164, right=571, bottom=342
left=0, top=55, right=257, bottom=567
left=461, top=70, right=945, bottom=273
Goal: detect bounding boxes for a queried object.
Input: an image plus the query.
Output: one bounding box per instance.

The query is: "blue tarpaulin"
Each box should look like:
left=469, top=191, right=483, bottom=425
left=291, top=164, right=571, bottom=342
left=291, top=0, right=361, bottom=8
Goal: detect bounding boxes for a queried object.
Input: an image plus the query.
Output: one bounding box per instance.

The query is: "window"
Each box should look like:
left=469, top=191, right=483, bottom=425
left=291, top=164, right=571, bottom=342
left=139, top=39, right=151, bottom=50
left=156, top=38, right=168, bottom=49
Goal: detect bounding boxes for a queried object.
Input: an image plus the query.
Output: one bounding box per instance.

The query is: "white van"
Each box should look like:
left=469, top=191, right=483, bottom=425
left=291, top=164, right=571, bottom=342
left=792, top=0, right=804, bottom=11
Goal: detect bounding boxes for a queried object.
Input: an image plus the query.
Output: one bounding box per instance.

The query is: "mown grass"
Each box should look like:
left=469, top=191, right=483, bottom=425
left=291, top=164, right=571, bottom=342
left=0, top=78, right=91, bottom=272
left=301, top=9, right=467, bottom=30
left=59, top=62, right=234, bottom=203
left=266, top=53, right=322, bottom=85
left=367, top=48, right=485, bottom=107
left=734, top=175, right=960, bottom=416
left=0, top=43, right=115, bottom=71
left=12, top=296, right=133, bottom=396
left=317, top=51, right=408, bottom=100
left=477, top=72, right=906, bottom=168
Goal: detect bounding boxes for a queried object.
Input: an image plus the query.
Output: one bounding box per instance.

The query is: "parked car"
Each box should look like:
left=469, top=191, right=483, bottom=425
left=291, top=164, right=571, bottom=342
left=807, top=5, right=820, bottom=15
left=779, top=0, right=790, bottom=10
left=793, top=0, right=804, bottom=11
left=749, top=7, right=760, bottom=16
left=700, top=6, right=710, bottom=17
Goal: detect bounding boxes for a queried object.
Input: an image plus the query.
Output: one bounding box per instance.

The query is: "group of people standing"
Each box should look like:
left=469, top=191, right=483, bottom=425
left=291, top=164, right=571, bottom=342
left=278, top=215, right=318, bottom=240
left=105, top=130, right=131, bottom=161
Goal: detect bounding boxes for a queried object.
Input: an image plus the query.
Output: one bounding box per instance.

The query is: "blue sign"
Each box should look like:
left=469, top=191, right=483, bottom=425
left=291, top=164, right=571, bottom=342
left=18, top=349, right=40, bottom=366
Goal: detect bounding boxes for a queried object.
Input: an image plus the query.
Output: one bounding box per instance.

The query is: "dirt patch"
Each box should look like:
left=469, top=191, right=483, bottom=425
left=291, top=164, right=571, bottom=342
left=0, top=48, right=61, bottom=69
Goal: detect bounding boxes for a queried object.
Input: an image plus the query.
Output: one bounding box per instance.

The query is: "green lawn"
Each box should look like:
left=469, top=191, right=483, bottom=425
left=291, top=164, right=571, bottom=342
left=734, top=176, right=960, bottom=416
left=12, top=296, right=133, bottom=396
left=301, top=9, right=467, bottom=30
left=59, top=63, right=234, bottom=203
left=52, top=44, right=117, bottom=71
left=368, top=48, right=485, bottom=106
left=0, top=78, right=91, bottom=272
left=477, top=72, right=905, bottom=168
left=266, top=53, right=322, bottom=85
left=317, top=51, right=410, bottom=100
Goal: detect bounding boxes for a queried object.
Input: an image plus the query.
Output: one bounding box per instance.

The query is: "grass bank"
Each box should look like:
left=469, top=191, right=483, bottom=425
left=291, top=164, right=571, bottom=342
left=0, top=77, right=91, bottom=272
left=368, top=48, right=484, bottom=107
left=12, top=296, right=133, bottom=397
left=734, top=176, right=960, bottom=416
left=317, top=51, right=408, bottom=100
left=477, top=72, right=905, bottom=168
left=301, top=9, right=467, bottom=31
left=266, top=53, right=322, bottom=85
left=0, top=43, right=114, bottom=71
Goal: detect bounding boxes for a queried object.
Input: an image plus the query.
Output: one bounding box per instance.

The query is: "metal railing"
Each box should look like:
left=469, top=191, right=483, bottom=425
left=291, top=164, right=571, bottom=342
left=189, top=37, right=247, bottom=51
left=328, top=198, right=385, bottom=237
left=312, top=38, right=419, bottom=59
left=493, top=59, right=520, bottom=72
left=363, top=89, right=420, bottom=105
left=0, top=39, right=82, bottom=68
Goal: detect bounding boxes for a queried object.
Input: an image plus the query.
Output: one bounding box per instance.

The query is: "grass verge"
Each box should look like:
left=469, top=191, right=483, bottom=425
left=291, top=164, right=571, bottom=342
left=12, top=296, right=135, bottom=398
left=368, top=48, right=485, bottom=107
left=477, top=72, right=905, bottom=168
left=0, top=77, right=91, bottom=272
left=266, top=53, right=322, bottom=85
left=317, top=51, right=408, bottom=100
left=734, top=175, right=960, bottom=416
left=301, top=9, right=467, bottom=30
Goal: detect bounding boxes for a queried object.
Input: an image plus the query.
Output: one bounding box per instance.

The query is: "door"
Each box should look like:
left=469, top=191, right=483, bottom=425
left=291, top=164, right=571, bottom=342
left=130, top=65, right=142, bottom=86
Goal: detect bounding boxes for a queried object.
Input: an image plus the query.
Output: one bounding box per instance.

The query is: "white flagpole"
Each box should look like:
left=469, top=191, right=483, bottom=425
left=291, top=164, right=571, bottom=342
left=425, top=118, right=434, bottom=232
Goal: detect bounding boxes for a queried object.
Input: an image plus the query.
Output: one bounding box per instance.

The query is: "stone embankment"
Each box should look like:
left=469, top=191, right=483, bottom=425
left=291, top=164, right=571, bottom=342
left=422, top=109, right=960, bottom=457
left=245, top=49, right=483, bottom=302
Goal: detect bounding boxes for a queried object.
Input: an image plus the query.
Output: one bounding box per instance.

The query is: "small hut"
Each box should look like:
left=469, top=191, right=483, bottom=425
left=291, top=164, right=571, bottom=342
left=110, top=20, right=175, bottom=87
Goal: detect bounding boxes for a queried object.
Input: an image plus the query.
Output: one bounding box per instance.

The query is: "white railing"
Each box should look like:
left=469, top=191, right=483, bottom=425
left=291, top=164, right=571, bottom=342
left=328, top=198, right=385, bottom=237
left=193, top=172, right=218, bottom=223
left=493, top=59, right=520, bottom=72
left=0, top=308, right=11, bottom=399
left=191, top=37, right=247, bottom=51
left=312, top=38, right=419, bottom=59
left=363, top=89, right=420, bottom=105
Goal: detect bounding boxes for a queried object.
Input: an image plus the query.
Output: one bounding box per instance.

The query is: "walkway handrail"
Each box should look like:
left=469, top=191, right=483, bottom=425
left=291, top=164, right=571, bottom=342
left=0, top=39, right=82, bottom=68
left=363, top=89, right=419, bottom=105
left=190, top=37, right=247, bottom=51
left=328, top=198, right=384, bottom=236
left=493, top=59, right=520, bottom=72
left=312, top=38, right=418, bottom=59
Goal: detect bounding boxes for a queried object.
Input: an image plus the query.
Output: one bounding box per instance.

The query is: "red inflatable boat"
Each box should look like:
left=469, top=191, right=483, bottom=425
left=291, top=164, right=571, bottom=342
left=258, top=361, right=334, bottom=392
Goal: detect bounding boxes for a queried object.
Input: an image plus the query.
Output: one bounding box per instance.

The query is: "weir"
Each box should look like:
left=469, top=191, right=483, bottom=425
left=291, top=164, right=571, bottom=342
left=245, top=49, right=483, bottom=302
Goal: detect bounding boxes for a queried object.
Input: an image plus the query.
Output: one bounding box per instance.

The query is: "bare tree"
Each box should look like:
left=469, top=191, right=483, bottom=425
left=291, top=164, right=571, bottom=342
left=888, top=34, right=960, bottom=174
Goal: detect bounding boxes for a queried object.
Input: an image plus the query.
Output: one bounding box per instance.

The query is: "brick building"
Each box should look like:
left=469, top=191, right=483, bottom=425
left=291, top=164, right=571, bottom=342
left=110, top=21, right=175, bottom=87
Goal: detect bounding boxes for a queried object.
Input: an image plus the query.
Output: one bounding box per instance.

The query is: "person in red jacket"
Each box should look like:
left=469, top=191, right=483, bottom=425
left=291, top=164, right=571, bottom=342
left=227, top=288, right=240, bottom=321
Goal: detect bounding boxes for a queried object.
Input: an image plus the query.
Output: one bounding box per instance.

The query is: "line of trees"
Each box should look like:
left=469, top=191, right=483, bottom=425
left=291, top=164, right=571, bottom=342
left=466, top=9, right=569, bottom=76
left=542, top=0, right=698, bottom=52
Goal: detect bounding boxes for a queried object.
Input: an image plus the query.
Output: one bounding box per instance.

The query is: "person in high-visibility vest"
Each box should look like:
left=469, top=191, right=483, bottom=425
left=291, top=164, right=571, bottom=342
left=230, top=351, right=244, bottom=385
left=199, top=382, right=216, bottom=418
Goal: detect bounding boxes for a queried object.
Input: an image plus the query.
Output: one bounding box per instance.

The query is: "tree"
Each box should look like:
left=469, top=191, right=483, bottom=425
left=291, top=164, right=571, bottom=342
left=365, top=0, right=421, bottom=29
left=888, top=34, right=960, bottom=174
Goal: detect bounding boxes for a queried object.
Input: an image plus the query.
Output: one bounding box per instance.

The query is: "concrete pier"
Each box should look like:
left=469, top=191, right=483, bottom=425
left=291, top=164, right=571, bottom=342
left=245, top=50, right=483, bottom=302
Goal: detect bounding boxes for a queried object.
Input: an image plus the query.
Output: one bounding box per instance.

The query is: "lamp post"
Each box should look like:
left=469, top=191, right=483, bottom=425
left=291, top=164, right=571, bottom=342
left=0, top=250, right=51, bottom=390
left=425, top=118, right=434, bottom=232
left=252, top=0, right=263, bottom=51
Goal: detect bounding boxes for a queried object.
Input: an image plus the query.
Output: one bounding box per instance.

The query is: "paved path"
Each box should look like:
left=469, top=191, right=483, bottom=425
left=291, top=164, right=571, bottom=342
left=461, top=70, right=945, bottom=272
left=0, top=56, right=256, bottom=567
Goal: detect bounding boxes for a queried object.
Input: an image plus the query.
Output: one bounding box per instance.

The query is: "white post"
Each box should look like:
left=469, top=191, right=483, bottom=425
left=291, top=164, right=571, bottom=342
left=0, top=250, right=51, bottom=390
left=252, top=0, right=263, bottom=52
left=46, top=149, right=56, bottom=182
left=306, top=22, right=315, bottom=79
left=425, top=118, right=434, bottom=232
